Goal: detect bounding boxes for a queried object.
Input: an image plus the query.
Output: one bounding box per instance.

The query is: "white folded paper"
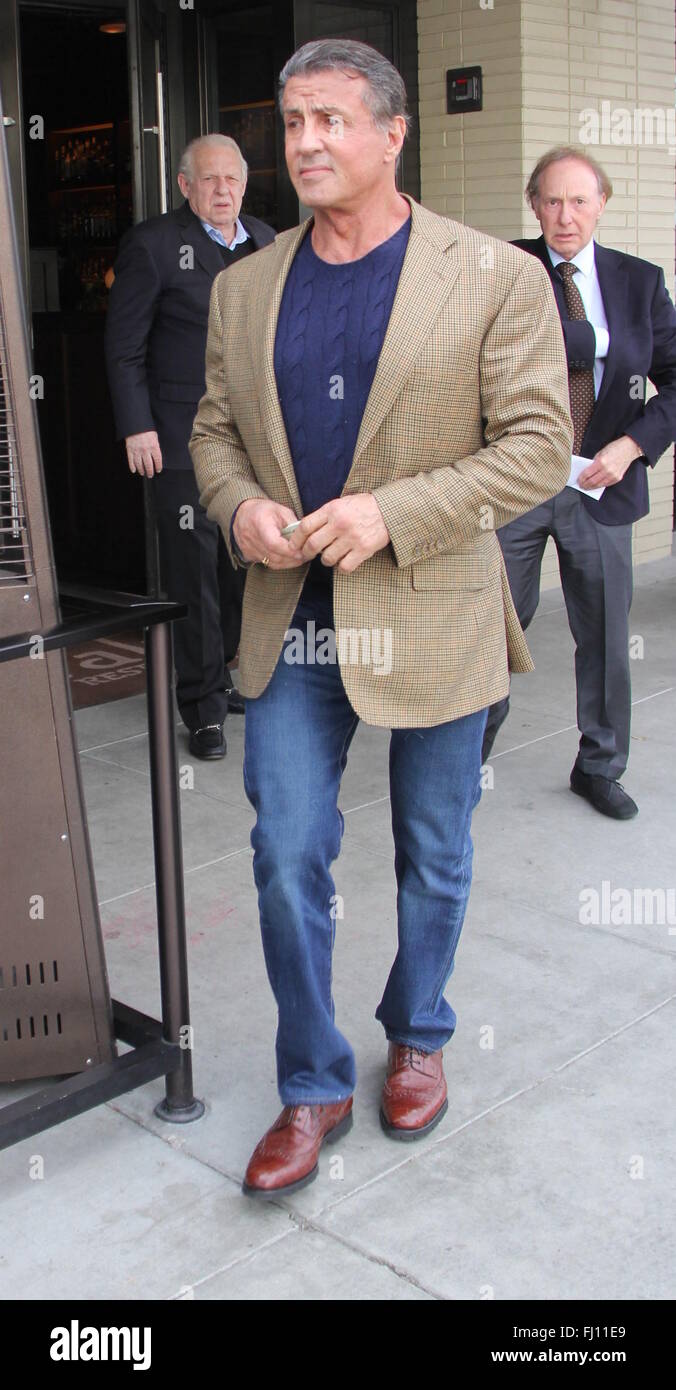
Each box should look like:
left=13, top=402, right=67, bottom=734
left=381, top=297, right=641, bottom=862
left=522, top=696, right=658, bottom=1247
left=566, top=454, right=605, bottom=501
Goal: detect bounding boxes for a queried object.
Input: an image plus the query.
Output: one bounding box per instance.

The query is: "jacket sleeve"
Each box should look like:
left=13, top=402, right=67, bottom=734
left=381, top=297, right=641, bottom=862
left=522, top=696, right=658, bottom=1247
left=103, top=229, right=162, bottom=441
left=618, top=266, right=676, bottom=466
left=372, top=256, right=573, bottom=567
left=189, top=277, right=268, bottom=568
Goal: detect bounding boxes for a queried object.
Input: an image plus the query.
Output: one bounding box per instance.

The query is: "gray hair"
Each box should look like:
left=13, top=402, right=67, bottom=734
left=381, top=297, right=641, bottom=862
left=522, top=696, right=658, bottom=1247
left=278, top=39, right=410, bottom=140
left=179, top=134, right=248, bottom=184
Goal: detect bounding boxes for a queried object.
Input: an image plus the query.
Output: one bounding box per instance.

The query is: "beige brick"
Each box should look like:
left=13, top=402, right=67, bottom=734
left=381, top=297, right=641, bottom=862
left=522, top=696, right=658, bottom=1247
left=459, top=12, right=521, bottom=37
left=521, top=26, right=570, bottom=48
left=579, top=13, right=637, bottom=34
left=522, top=0, right=568, bottom=16
left=581, top=28, right=640, bottom=50
left=583, top=81, right=632, bottom=98
left=474, top=56, right=523, bottom=77
left=632, top=196, right=676, bottom=213
left=522, top=89, right=571, bottom=109
left=596, top=0, right=637, bottom=19
left=636, top=18, right=676, bottom=43
left=526, top=63, right=575, bottom=86
left=418, top=14, right=460, bottom=36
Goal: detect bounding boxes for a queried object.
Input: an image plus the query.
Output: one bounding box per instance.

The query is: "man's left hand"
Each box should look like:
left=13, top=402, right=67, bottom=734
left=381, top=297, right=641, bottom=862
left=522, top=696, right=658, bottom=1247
left=287, top=494, right=390, bottom=573
left=578, top=435, right=642, bottom=489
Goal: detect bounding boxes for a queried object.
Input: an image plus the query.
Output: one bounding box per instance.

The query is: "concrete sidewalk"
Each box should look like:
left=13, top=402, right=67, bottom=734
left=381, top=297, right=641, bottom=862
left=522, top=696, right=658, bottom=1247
left=2, top=552, right=675, bottom=1301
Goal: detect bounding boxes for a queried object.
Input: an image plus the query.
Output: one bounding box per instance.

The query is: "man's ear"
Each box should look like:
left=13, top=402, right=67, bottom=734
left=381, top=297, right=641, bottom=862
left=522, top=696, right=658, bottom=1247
left=384, top=116, right=406, bottom=165
left=177, top=172, right=190, bottom=200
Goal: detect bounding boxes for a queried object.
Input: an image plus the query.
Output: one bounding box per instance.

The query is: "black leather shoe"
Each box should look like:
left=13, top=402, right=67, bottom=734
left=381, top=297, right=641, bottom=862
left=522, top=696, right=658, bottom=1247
left=226, top=686, right=246, bottom=715
left=570, top=766, right=638, bottom=820
left=189, top=724, right=226, bottom=760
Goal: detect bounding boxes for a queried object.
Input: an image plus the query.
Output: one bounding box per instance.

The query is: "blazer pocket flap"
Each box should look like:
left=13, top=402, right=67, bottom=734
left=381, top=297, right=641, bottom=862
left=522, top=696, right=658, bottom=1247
left=157, top=381, right=204, bottom=403
left=411, top=549, right=490, bottom=591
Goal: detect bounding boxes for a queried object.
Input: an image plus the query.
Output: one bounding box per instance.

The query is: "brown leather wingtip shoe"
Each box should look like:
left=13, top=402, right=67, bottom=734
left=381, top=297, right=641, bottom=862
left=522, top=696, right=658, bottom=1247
left=242, top=1098, right=353, bottom=1199
left=380, top=1043, right=448, bottom=1141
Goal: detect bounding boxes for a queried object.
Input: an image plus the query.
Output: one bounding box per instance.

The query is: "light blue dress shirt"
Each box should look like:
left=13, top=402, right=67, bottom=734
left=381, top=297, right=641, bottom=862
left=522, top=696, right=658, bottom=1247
left=546, top=238, right=610, bottom=398
left=200, top=216, right=250, bottom=250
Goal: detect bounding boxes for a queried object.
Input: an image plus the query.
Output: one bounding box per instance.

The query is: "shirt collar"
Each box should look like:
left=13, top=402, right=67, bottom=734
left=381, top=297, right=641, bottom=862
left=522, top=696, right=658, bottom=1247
left=200, top=216, right=250, bottom=250
left=546, top=237, right=596, bottom=278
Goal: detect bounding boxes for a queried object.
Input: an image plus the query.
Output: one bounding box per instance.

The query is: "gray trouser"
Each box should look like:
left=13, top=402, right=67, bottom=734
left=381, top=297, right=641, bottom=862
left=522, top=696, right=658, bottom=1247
left=482, top=488, right=633, bottom=780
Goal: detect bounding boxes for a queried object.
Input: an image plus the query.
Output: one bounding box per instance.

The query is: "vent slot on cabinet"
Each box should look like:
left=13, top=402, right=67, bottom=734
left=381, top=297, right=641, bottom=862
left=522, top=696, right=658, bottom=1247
left=0, top=958, right=61, bottom=989
left=1, top=1011, right=64, bottom=1044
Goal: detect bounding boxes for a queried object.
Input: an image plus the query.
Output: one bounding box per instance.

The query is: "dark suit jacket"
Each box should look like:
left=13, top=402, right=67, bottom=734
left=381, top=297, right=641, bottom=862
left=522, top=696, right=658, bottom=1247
left=514, top=235, right=676, bottom=524
left=104, top=201, right=275, bottom=468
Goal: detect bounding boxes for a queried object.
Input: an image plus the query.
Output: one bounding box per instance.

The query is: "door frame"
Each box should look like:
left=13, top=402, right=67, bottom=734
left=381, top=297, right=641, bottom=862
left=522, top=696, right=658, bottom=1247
left=0, top=0, right=32, bottom=305
left=0, top=0, right=136, bottom=301
left=2, top=0, right=164, bottom=596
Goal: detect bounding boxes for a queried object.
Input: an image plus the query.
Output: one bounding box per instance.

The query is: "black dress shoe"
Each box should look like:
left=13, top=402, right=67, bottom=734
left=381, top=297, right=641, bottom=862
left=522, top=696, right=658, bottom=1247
left=226, top=686, right=246, bottom=715
left=189, top=724, right=226, bottom=760
left=570, top=766, right=638, bottom=820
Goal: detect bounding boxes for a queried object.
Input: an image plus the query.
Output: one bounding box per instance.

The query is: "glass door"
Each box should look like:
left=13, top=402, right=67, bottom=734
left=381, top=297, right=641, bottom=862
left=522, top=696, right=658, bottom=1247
left=1, top=0, right=153, bottom=600
left=128, top=0, right=170, bottom=222
left=0, top=0, right=30, bottom=306
left=127, top=0, right=172, bottom=595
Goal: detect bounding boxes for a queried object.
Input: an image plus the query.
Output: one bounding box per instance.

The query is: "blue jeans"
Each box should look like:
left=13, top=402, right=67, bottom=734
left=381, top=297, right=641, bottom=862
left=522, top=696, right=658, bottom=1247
left=243, top=601, right=487, bottom=1105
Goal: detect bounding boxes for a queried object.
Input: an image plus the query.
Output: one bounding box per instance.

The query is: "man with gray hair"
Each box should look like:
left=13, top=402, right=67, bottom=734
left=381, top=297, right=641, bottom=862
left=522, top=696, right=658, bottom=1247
left=191, top=41, right=571, bottom=1196
left=105, top=135, right=274, bottom=758
left=482, top=146, right=676, bottom=818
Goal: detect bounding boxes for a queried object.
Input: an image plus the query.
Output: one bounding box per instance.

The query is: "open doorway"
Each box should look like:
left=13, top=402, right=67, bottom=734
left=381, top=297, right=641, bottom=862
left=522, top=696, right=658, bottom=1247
left=19, top=3, right=146, bottom=593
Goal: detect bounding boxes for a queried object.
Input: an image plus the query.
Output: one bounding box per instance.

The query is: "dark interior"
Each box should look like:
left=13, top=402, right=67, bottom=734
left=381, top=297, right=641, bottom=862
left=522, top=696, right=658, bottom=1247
left=17, top=0, right=420, bottom=604
left=20, top=4, right=145, bottom=591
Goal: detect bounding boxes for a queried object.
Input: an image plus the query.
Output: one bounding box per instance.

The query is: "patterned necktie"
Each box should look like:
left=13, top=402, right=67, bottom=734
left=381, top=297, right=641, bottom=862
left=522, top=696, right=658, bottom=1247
left=557, top=261, right=596, bottom=453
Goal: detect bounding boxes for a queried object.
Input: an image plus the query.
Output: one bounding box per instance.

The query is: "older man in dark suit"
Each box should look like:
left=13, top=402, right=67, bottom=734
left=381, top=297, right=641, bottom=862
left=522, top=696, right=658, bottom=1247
left=482, top=146, right=676, bottom=818
left=104, top=135, right=274, bottom=758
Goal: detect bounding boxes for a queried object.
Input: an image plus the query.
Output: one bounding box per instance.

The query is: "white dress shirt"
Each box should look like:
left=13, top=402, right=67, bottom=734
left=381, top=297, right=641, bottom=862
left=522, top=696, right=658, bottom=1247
left=546, top=238, right=609, bottom=398
left=200, top=216, right=250, bottom=250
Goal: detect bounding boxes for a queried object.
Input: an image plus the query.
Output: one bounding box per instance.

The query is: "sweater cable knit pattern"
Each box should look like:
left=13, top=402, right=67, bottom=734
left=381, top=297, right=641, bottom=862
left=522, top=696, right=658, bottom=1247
left=273, top=216, right=411, bottom=610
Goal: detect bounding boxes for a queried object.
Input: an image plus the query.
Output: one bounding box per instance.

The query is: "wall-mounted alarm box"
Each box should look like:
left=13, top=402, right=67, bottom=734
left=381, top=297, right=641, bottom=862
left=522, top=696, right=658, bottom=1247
left=446, top=67, right=483, bottom=114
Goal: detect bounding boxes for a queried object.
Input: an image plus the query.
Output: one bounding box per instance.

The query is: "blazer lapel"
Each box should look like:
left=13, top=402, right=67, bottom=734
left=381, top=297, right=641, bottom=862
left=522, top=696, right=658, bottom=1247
left=346, top=197, right=460, bottom=491
left=531, top=235, right=569, bottom=319
left=591, top=242, right=628, bottom=416
left=240, top=213, right=270, bottom=250
left=175, top=202, right=227, bottom=280
left=248, top=197, right=461, bottom=511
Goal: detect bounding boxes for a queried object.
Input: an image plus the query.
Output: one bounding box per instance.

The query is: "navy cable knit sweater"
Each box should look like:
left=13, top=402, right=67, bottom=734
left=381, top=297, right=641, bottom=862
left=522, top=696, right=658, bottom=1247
left=273, top=214, right=411, bottom=617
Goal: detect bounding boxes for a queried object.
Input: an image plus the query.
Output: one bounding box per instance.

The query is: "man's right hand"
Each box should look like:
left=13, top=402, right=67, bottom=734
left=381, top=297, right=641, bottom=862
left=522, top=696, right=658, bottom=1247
left=125, top=431, right=163, bottom=477
left=233, top=498, right=306, bottom=569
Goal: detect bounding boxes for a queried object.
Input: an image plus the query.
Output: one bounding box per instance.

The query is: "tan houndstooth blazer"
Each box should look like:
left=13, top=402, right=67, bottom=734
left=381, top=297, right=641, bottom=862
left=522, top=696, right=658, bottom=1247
left=190, top=195, right=572, bottom=728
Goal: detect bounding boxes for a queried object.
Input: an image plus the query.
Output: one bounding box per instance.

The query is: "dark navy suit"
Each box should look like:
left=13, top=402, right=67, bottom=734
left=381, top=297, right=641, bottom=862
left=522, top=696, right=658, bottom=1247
left=105, top=201, right=274, bottom=731
left=483, top=234, right=676, bottom=779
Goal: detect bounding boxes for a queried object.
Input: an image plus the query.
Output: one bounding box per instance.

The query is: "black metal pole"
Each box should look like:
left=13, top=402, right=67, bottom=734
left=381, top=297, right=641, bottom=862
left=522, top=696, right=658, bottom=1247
left=145, top=621, right=204, bottom=1122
